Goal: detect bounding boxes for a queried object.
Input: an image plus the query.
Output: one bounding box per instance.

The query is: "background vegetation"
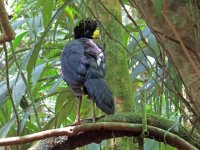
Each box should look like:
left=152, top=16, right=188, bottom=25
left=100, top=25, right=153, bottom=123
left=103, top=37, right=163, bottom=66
left=0, top=0, right=199, bottom=149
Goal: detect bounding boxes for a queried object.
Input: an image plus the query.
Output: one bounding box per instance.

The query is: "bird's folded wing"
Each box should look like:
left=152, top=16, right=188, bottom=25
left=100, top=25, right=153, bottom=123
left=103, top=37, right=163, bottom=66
left=67, top=54, right=87, bottom=76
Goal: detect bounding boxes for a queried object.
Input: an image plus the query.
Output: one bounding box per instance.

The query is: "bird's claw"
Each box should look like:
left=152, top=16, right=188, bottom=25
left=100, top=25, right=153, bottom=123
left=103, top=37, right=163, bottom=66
left=71, top=119, right=81, bottom=126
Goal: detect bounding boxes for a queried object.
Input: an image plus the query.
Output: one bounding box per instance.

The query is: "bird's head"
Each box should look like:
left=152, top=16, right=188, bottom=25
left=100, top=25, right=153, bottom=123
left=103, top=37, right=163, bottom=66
left=74, top=18, right=100, bottom=39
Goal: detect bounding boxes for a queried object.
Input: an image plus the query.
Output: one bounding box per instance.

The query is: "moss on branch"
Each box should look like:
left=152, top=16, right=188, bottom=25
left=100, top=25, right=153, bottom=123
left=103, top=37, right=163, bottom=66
left=26, top=113, right=200, bottom=150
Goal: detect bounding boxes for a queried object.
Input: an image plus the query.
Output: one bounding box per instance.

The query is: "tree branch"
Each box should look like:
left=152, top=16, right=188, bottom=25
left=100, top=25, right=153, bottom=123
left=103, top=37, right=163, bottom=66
left=0, top=113, right=199, bottom=149
left=29, top=125, right=198, bottom=150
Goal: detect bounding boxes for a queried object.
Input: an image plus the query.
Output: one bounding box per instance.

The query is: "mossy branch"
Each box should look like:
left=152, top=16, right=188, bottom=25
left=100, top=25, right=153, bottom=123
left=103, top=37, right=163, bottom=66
left=0, top=113, right=199, bottom=150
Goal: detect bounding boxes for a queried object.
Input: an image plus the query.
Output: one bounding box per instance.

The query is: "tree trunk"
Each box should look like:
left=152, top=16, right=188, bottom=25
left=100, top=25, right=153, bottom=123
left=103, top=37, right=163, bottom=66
left=88, top=0, right=133, bottom=112
left=88, top=0, right=133, bottom=149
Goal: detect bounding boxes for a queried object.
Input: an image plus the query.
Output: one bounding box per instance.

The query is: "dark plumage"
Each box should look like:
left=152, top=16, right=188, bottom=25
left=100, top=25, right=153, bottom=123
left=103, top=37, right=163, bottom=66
left=61, top=19, right=115, bottom=124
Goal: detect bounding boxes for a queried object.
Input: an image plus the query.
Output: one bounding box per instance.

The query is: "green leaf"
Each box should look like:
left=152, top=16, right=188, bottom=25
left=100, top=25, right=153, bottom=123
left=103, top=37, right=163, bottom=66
left=153, top=0, right=163, bottom=19
left=0, top=78, right=16, bottom=106
left=47, top=76, right=63, bottom=95
left=68, top=6, right=81, bottom=18
left=27, top=43, right=43, bottom=82
left=12, top=31, right=28, bottom=50
left=43, top=116, right=57, bottom=130
left=54, top=91, right=76, bottom=127
left=87, top=143, right=100, bottom=150
left=0, top=87, right=8, bottom=106
left=139, top=79, right=156, bottom=91
left=12, top=76, right=26, bottom=108
left=130, top=62, right=147, bottom=82
left=27, top=0, right=72, bottom=80
left=17, top=49, right=33, bottom=82
left=147, top=34, right=160, bottom=57
left=65, top=6, right=74, bottom=21
left=127, top=37, right=137, bottom=52
left=0, top=100, right=12, bottom=124
left=33, top=15, right=42, bottom=34
left=0, top=118, right=15, bottom=138
left=32, top=63, right=46, bottom=87
left=20, top=112, right=30, bottom=134
left=12, top=19, right=28, bottom=30
left=144, top=139, right=159, bottom=150
left=41, top=0, right=54, bottom=29
left=26, top=121, right=40, bottom=132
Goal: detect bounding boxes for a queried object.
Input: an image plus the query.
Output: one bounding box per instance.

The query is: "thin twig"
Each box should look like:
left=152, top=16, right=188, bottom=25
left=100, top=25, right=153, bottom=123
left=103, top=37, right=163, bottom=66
left=3, top=43, right=20, bottom=150
left=9, top=42, right=42, bottom=130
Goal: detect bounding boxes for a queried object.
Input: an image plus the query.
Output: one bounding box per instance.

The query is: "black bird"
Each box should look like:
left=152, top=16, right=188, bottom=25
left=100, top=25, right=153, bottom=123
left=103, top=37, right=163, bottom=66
left=61, top=19, right=115, bottom=124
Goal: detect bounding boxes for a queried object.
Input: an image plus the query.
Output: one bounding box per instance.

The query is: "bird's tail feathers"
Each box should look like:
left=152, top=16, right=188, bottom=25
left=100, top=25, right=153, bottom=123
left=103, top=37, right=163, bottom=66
left=84, top=78, right=115, bottom=114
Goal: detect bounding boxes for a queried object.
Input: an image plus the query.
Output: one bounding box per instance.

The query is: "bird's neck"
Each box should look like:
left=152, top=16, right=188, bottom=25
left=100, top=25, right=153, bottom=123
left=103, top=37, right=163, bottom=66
left=80, top=38, right=103, bottom=57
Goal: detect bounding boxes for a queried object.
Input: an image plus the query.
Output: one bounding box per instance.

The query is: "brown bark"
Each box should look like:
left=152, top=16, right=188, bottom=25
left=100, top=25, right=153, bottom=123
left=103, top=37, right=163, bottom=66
left=1, top=113, right=199, bottom=149
left=0, top=0, right=15, bottom=43
left=29, top=125, right=197, bottom=150
left=130, top=0, right=200, bottom=118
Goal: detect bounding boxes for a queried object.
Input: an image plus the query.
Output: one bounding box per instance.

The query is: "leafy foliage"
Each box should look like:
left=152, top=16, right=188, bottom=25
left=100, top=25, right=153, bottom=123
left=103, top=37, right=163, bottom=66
left=0, top=0, right=193, bottom=149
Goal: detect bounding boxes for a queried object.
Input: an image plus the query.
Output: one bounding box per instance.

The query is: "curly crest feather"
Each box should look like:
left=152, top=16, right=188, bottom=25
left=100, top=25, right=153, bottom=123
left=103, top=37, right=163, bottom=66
left=74, top=18, right=98, bottom=39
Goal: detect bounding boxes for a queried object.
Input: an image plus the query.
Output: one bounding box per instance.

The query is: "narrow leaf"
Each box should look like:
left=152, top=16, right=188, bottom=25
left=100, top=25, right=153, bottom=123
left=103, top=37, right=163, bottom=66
left=16, top=49, right=32, bottom=82
left=41, top=0, right=54, bottom=29
left=12, top=76, right=26, bottom=108
left=32, top=63, right=46, bottom=87
left=0, top=78, right=16, bottom=105
left=47, top=76, right=63, bottom=95
left=153, top=0, right=163, bottom=19
left=20, top=112, right=30, bottom=134
left=12, top=31, right=28, bottom=50
left=27, top=0, right=72, bottom=80
left=0, top=118, right=15, bottom=138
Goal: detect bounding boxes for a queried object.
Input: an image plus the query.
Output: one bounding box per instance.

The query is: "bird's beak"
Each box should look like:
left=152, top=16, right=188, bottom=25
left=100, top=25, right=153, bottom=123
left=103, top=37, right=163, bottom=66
left=92, top=29, right=100, bottom=39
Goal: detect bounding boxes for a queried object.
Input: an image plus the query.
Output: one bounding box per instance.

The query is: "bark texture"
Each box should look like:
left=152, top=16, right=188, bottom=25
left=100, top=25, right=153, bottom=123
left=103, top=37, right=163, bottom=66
left=26, top=113, right=200, bottom=150
left=0, top=0, right=15, bottom=43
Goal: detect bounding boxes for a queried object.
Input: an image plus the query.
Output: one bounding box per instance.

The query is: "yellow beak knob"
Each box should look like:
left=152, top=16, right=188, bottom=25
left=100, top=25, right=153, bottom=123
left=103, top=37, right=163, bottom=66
left=92, top=29, right=100, bottom=39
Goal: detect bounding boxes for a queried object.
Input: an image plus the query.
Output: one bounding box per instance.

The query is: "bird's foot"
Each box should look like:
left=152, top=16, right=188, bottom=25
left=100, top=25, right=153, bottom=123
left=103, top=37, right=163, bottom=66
left=70, top=119, right=81, bottom=126
left=73, top=121, right=81, bottom=126
left=85, top=115, right=105, bottom=123
left=92, top=116, right=96, bottom=123
left=93, top=115, right=105, bottom=122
